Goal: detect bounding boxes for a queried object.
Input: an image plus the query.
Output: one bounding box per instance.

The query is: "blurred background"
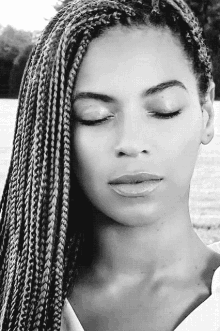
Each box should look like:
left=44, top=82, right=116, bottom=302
left=0, top=0, right=220, bottom=244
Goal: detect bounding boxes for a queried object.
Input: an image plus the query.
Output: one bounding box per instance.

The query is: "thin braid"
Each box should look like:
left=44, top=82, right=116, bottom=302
left=0, top=50, right=40, bottom=326
left=0, top=168, right=10, bottom=263
left=26, top=56, right=57, bottom=330
left=10, top=82, right=38, bottom=330
left=40, top=28, right=68, bottom=331
left=32, top=96, right=60, bottom=331
left=10, top=85, right=38, bottom=330
left=50, top=30, right=93, bottom=331
left=24, top=56, right=57, bottom=330
left=14, top=41, right=51, bottom=329
left=7, top=254, right=21, bottom=329
left=0, top=57, right=28, bottom=227
left=7, top=48, right=46, bottom=329
left=0, top=159, right=19, bottom=328
left=0, top=67, right=32, bottom=315
left=32, top=28, right=68, bottom=329
left=8, top=161, right=33, bottom=331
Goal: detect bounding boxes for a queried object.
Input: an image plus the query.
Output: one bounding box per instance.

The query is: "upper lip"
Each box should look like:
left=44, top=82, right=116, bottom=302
left=109, top=172, right=163, bottom=184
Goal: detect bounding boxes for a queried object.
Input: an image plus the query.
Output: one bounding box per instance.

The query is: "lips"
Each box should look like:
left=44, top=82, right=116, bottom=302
left=109, top=172, right=163, bottom=197
left=109, top=172, right=162, bottom=185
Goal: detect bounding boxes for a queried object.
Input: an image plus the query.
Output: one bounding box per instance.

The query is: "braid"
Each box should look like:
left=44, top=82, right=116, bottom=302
left=165, top=0, right=212, bottom=81
left=49, top=30, right=92, bottom=331
left=17, top=45, right=51, bottom=329
left=0, top=1, right=213, bottom=330
left=32, top=30, right=68, bottom=331
left=1, top=51, right=41, bottom=325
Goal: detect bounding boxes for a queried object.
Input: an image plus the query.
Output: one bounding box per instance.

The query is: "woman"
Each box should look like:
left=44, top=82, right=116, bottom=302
left=0, top=0, right=220, bottom=330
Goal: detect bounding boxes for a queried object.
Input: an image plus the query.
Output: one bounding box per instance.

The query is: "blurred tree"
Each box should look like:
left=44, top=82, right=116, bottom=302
left=0, top=26, right=32, bottom=60
left=0, top=26, right=33, bottom=97
left=8, top=44, right=34, bottom=98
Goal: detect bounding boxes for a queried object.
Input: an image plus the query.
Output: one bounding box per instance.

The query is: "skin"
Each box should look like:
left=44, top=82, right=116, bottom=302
left=69, top=26, right=219, bottom=331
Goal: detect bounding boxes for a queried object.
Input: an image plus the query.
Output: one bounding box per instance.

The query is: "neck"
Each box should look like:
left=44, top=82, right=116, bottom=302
left=79, top=203, right=208, bottom=283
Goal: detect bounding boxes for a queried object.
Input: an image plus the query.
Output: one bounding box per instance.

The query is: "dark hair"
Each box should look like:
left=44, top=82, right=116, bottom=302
left=0, top=1, right=213, bottom=330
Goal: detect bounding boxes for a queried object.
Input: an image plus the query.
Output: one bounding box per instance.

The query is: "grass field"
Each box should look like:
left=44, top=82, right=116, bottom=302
left=0, top=98, right=219, bottom=244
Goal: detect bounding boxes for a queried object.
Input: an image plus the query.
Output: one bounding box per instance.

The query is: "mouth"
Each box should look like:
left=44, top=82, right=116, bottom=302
left=109, top=172, right=163, bottom=197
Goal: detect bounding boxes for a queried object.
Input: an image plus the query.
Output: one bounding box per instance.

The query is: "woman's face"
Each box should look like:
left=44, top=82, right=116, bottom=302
left=72, top=26, right=214, bottom=226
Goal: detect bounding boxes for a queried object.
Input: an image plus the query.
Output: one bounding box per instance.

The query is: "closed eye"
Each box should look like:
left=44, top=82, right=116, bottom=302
left=76, top=116, right=113, bottom=126
left=150, top=110, right=181, bottom=119
left=75, top=111, right=181, bottom=125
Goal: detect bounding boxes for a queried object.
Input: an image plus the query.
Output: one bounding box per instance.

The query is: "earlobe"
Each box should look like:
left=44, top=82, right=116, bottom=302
left=201, top=81, right=215, bottom=145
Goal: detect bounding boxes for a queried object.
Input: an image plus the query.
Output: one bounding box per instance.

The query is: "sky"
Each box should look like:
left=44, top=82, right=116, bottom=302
left=0, top=0, right=57, bottom=32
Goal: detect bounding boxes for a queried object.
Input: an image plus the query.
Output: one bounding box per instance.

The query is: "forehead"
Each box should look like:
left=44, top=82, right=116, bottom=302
left=74, top=26, right=197, bottom=97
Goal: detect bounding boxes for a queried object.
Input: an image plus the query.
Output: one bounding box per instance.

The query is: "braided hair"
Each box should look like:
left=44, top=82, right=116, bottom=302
left=0, top=0, right=213, bottom=330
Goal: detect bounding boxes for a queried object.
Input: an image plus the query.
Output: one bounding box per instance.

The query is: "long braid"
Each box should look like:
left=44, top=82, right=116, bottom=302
left=26, top=36, right=62, bottom=328
left=10, top=68, right=39, bottom=328
left=0, top=1, right=213, bottom=330
left=8, top=42, right=50, bottom=329
left=49, top=31, right=92, bottom=331
left=0, top=61, right=33, bottom=312
left=1, top=48, right=40, bottom=325
left=17, top=45, right=51, bottom=330
left=33, top=37, right=67, bottom=331
left=26, top=68, right=54, bottom=331
left=0, top=99, right=23, bottom=327
left=0, top=47, right=34, bottom=223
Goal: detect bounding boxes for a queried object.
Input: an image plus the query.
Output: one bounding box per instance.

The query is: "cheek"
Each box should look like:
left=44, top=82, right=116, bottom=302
left=162, top=114, right=203, bottom=180
left=72, top=128, right=109, bottom=181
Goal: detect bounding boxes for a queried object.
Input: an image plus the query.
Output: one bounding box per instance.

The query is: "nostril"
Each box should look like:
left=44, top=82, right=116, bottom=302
left=115, top=147, right=149, bottom=157
left=117, top=151, right=126, bottom=157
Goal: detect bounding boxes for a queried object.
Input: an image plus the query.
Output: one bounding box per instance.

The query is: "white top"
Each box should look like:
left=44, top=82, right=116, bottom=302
left=60, top=241, right=220, bottom=331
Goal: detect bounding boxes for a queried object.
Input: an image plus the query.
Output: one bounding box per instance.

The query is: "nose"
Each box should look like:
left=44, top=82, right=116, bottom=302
left=115, top=145, right=148, bottom=157
left=114, top=113, right=149, bottom=158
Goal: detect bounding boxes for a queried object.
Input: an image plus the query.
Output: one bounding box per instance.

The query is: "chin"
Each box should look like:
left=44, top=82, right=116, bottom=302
left=95, top=202, right=162, bottom=227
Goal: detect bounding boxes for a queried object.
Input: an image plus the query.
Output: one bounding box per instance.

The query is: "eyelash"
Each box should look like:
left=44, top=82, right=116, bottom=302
left=77, top=116, right=112, bottom=126
left=151, top=110, right=181, bottom=119
left=77, top=110, right=181, bottom=126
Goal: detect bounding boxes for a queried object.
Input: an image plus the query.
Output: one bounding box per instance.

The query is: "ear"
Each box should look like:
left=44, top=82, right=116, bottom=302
left=201, top=81, right=215, bottom=145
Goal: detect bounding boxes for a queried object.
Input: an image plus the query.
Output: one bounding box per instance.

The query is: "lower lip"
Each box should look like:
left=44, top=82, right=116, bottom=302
left=109, top=180, right=162, bottom=197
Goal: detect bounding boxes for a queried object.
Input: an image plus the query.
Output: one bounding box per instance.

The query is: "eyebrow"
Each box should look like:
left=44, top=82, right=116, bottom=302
left=73, top=80, right=188, bottom=103
left=73, top=92, right=115, bottom=103
left=142, top=80, right=187, bottom=97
